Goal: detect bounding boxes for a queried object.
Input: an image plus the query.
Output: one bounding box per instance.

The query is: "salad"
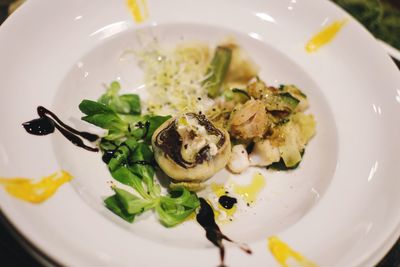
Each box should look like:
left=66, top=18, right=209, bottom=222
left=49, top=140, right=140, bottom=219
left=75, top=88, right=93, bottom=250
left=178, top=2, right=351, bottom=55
left=23, top=39, right=316, bottom=266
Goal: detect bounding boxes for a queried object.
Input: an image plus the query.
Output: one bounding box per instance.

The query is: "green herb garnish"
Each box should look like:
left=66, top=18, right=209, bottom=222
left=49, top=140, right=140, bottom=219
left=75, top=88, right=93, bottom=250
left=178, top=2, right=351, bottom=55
left=80, top=81, right=200, bottom=227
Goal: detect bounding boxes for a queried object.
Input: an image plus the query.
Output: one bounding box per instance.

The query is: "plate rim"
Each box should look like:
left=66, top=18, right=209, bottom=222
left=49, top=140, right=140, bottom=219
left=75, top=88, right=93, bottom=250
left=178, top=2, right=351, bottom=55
left=0, top=0, right=400, bottom=266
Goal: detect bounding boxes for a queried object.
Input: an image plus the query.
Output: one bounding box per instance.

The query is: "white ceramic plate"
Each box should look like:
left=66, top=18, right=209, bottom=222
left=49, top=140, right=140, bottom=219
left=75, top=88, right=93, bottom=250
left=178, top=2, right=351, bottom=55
left=0, top=0, right=400, bottom=266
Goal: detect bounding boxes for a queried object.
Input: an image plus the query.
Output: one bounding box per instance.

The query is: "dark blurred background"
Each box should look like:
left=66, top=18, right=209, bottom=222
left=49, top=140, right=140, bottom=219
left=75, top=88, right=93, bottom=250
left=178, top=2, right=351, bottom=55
left=0, top=0, right=399, bottom=266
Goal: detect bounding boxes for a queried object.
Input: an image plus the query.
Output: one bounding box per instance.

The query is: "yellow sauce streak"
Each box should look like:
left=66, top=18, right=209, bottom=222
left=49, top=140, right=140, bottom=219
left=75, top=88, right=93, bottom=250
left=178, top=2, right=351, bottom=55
left=126, top=0, right=148, bottom=23
left=211, top=183, right=237, bottom=218
left=268, top=236, right=317, bottom=267
left=0, top=171, right=73, bottom=203
left=211, top=183, right=225, bottom=199
left=232, top=172, right=265, bottom=205
left=141, top=0, right=149, bottom=18
left=305, top=19, right=347, bottom=53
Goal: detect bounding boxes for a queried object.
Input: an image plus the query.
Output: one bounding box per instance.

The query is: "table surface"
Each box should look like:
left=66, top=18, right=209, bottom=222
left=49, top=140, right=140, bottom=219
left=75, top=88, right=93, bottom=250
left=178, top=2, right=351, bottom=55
left=0, top=2, right=400, bottom=267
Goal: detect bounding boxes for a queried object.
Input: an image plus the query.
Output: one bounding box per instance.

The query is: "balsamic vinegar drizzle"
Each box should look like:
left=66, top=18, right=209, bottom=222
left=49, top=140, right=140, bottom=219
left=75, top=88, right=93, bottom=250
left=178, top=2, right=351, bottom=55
left=22, top=106, right=99, bottom=152
left=100, top=139, right=153, bottom=166
left=196, top=198, right=251, bottom=267
left=218, top=195, right=237, bottom=210
left=135, top=121, right=150, bottom=139
left=102, top=150, right=115, bottom=164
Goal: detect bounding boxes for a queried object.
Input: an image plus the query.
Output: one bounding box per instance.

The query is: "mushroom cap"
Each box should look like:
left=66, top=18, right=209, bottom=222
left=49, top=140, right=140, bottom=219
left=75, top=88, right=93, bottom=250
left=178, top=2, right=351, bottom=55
left=152, top=116, right=231, bottom=182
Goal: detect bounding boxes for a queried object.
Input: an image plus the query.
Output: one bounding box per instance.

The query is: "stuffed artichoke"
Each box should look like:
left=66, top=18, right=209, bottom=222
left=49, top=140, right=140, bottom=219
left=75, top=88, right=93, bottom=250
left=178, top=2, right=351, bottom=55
left=152, top=113, right=231, bottom=190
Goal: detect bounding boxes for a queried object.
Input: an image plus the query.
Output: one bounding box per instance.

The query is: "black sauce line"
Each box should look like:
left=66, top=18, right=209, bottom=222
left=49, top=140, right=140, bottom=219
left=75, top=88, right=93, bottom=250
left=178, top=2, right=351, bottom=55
left=22, top=106, right=99, bottom=152
left=196, top=198, right=251, bottom=267
left=131, top=160, right=152, bottom=165
left=37, top=106, right=98, bottom=141
left=53, top=123, right=98, bottom=152
left=136, top=121, right=151, bottom=139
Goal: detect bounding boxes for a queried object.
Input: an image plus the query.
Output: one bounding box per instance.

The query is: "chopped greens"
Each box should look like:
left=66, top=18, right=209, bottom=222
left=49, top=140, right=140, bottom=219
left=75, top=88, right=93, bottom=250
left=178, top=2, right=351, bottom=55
left=80, top=81, right=199, bottom=227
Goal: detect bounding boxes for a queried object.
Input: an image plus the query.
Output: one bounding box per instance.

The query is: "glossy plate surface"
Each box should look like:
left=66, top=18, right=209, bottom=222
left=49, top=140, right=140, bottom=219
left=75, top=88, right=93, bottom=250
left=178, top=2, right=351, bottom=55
left=0, top=0, right=399, bottom=266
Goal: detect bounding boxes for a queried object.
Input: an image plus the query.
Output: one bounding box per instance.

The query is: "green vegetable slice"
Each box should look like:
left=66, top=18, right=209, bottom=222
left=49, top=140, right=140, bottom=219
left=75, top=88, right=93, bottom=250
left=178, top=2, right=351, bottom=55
left=203, top=46, right=232, bottom=98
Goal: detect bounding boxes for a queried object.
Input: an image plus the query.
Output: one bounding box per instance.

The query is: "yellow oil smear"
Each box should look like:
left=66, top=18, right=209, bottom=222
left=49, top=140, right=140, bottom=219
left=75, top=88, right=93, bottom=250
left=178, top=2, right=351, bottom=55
left=211, top=182, right=225, bottom=197
left=0, top=171, right=73, bottom=203
left=126, top=0, right=149, bottom=23
left=268, top=236, right=317, bottom=267
left=211, top=183, right=237, bottom=218
left=305, top=19, right=347, bottom=53
left=232, top=172, right=265, bottom=205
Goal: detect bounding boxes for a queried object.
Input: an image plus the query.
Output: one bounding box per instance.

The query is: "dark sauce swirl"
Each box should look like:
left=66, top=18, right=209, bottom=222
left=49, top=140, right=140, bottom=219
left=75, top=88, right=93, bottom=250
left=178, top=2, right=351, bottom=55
left=22, top=106, right=99, bottom=152
left=196, top=198, right=251, bottom=267
left=154, top=113, right=225, bottom=169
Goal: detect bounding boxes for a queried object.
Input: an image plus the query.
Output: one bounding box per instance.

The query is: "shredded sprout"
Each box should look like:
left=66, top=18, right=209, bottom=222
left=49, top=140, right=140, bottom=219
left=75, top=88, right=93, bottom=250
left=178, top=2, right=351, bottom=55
left=136, top=42, right=215, bottom=115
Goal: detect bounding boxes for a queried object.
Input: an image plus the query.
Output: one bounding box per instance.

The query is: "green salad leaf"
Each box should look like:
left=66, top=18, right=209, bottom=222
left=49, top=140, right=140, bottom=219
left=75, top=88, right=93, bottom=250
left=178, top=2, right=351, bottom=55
left=79, top=84, right=170, bottom=143
left=79, top=100, right=127, bottom=134
left=104, top=195, right=135, bottom=223
left=98, top=81, right=141, bottom=115
left=143, top=115, right=171, bottom=142
left=79, top=81, right=199, bottom=227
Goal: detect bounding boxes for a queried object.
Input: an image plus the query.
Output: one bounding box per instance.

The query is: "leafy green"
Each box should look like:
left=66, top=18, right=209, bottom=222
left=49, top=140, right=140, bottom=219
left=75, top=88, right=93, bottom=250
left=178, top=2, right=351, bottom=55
left=104, top=195, right=135, bottom=223
left=109, top=185, right=198, bottom=227
left=113, top=187, right=155, bottom=214
left=79, top=81, right=199, bottom=227
left=111, top=167, right=149, bottom=198
left=98, top=81, right=141, bottom=115
left=131, top=142, right=153, bottom=162
left=143, top=115, right=171, bottom=142
left=106, top=141, right=199, bottom=227
left=79, top=100, right=127, bottom=134
left=332, top=0, right=400, bottom=50
left=79, top=86, right=170, bottom=143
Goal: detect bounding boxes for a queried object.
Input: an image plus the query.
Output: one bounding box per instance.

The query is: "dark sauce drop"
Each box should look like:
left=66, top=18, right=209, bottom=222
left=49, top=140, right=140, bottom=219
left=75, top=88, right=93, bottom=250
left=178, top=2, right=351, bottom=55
left=22, top=117, right=55, bottom=135
left=196, top=198, right=251, bottom=267
left=218, top=196, right=237, bottom=210
left=23, top=106, right=99, bottom=152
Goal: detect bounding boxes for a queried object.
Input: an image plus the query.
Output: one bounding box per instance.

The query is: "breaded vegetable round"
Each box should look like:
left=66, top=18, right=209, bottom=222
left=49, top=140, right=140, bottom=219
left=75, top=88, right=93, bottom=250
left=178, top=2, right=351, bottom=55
left=152, top=113, right=231, bottom=185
